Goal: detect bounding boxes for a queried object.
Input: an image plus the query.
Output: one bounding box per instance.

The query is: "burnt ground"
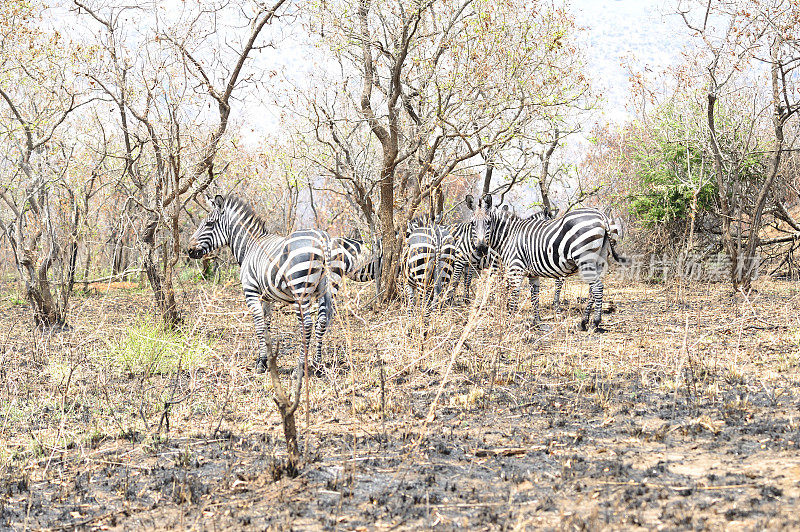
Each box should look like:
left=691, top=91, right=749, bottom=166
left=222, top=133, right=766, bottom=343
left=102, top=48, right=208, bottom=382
left=2, top=275, right=800, bottom=530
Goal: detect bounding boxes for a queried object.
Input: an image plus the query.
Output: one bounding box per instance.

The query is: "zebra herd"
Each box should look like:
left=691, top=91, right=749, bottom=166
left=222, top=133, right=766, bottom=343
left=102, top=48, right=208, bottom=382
left=187, top=193, right=625, bottom=376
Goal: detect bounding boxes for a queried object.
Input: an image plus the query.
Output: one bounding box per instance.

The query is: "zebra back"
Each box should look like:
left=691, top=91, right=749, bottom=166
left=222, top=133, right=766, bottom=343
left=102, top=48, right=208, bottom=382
left=189, top=195, right=339, bottom=306
left=405, top=223, right=456, bottom=298
left=489, top=206, right=613, bottom=282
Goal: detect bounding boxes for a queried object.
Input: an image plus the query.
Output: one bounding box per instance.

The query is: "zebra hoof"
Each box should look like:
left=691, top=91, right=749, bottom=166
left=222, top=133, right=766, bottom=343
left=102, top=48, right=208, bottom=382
left=578, top=320, right=588, bottom=331
left=255, top=358, right=268, bottom=374
left=594, top=326, right=607, bottom=334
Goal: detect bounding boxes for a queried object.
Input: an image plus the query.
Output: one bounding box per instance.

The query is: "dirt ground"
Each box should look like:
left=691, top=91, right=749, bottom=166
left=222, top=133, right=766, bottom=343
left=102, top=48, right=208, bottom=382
left=2, top=273, right=800, bottom=530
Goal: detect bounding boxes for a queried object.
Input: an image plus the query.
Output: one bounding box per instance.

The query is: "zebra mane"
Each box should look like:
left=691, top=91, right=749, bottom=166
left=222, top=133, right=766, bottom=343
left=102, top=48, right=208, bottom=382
left=224, top=195, right=271, bottom=236
left=408, top=213, right=444, bottom=228
left=495, top=206, right=522, bottom=221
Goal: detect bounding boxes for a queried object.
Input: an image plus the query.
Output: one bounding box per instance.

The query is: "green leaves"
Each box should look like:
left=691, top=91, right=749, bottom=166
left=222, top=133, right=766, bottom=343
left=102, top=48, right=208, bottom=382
left=626, top=101, right=765, bottom=228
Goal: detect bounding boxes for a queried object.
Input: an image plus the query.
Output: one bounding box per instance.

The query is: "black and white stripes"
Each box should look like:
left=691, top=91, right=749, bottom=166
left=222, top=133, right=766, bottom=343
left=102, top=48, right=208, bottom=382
left=187, top=194, right=625, bottom=379
left=404, top=220, right=456, bottom=328
left=488, top=206, right=623, bottom=331
left=188, top=195, right=340, bottom=373
left=448, top=194, right=492, bottom=303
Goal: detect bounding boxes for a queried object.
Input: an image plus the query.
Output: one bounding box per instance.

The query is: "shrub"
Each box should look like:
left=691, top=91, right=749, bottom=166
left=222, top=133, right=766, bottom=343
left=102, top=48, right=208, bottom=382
left=625, top=102, right=765, bottom=229
left=105, top=319, right=210, bottom=375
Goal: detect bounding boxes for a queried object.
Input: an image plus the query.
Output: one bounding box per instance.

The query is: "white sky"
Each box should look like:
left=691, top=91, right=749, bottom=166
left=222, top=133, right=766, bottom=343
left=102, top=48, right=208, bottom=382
left=242, top=0, right=692, bottom=137
left=569, top=0, right=689, bottom=122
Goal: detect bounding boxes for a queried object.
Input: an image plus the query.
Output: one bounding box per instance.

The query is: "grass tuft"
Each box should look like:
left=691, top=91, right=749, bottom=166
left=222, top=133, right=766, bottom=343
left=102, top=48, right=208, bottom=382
left=103, top=319, right=210, bottom=376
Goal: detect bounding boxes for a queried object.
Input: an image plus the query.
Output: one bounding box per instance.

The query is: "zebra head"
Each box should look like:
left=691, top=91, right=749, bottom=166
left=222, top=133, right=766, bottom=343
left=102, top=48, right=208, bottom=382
left=465, top=194, right=492, bottom=255
left=188, top=194, right=227, bottom=259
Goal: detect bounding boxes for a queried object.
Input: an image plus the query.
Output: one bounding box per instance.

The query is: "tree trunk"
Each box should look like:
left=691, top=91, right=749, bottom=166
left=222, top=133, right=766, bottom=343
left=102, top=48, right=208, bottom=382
left=278, top=403, right=299, bottom=464
left=267, top=338, right=304, bottom=469
left=20, top=251, right=65, bottom=329
left=707, top=92, right=739, bottom=291
left=142, top=217, right=181, bottom=326
left=81, top=247, right=92, bottom=289
left=482, top=161, right=494, bottom=196
left=434, top=186, right=444, bottom=216
left=740, top=44, right=787, bottom=292
left=539, top=130, right=558, bottom=214
left=378, top=181, right=400, bottom=302
left=111, top=226, right=129, bottom=278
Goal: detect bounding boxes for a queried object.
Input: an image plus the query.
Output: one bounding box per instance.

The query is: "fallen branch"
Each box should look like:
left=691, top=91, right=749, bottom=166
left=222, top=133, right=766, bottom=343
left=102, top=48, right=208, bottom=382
left=758, top=233, right=800, bottom=246
left=80, top=268, right=145, bottom=285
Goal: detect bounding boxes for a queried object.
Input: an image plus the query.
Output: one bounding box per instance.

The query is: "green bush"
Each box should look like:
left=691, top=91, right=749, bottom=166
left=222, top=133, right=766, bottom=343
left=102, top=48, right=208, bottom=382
left=105, top=319, right=210, bottom=375
left=629, top=141, right=718, bottom=226
left=625, top=102, right=765, bottom=228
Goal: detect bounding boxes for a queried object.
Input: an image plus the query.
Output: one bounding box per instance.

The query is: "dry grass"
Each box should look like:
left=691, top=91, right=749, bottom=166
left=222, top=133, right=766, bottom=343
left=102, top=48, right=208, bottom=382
left=1, top=273, right=800, bottom=529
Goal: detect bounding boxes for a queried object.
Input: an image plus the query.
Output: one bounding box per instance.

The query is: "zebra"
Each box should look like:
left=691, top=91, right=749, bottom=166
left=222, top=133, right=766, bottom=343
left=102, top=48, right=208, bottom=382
left=187, top=194, right=341, bottom=374
left=546, top=209, right=625, bottom=313
left=487, top=205, right=626, bottom=331
left=404, top=220, right=456, bottom=331
left=329, top=237, right=382, bottom=282
left=447, top=194, right=492, bottom=303
left=450, top=198, right=567, bottom=309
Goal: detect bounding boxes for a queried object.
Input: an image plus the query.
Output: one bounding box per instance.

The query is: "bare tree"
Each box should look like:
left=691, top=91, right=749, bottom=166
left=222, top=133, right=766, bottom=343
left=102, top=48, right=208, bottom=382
left=74, top=0, right=288, bottom=324
left=300, top=0, right=592, bottom=300
left=0, top=0, right=93, bottom=328
left=679, top=0, right=800, bottom=291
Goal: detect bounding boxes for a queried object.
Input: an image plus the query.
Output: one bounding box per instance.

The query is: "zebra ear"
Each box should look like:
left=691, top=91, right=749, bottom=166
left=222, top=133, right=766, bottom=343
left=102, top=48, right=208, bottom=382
left=465, top=194, right=475, bottom=210
left=213, top=195, right=224, bottom=209
left=481, top=194, right=493, bottom=209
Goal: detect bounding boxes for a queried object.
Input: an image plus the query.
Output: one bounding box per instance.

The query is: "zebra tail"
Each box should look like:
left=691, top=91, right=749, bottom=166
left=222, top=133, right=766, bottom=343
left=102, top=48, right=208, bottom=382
left=609, top=241, right=629, bottom=265
left=601, top=217, right=628, bottom=265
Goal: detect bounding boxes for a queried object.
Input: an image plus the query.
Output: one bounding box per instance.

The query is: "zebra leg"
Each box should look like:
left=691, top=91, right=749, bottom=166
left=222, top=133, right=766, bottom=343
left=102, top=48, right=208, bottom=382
left=313, top=292, right=332, bottom=370
left=528, top=276, right=541, bottom=324
left=591, top=281, right=605, bottom=332
left=406, top=283, right=415, bottom=335
left=422, top=290, right=433, bottom=337
left=553, top=278, right=564, bottom=312
left=507, top=272, right=524, bottom=315
left=249, top=296, right=272, bottom=374
left=450, top=261, right=464, bottom=304
left=463, top=264, right=473, bottom=304
left=295, top=304, right=316, bottom=375
left=579, top=284, right=596, bottom=331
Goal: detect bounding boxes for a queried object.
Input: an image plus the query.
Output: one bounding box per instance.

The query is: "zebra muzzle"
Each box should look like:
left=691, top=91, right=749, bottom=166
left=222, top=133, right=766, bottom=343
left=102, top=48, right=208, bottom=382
left=187, top=241, right=206, bottom=259
left=187, top=248, right=204, bottom=259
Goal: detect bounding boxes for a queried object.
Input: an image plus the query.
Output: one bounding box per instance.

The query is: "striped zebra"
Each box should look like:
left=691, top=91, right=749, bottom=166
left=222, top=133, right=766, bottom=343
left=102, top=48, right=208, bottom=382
left=547, top=209, right=624, bottom=312
left=448, top=194, right=492, bottom=303
left=404, top=220, right=456, bottom=330
left=450, top=199, right=567, bottom=309
left=488, top=206, right=625, bottom=331
left=330, top=237, right=382, bottom=282
left=187, top=195, right=341, bottom=373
